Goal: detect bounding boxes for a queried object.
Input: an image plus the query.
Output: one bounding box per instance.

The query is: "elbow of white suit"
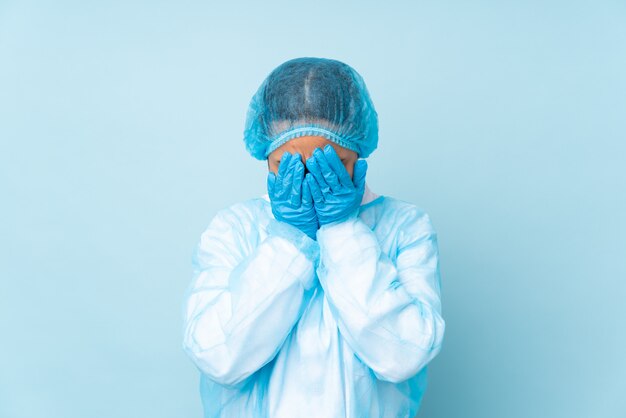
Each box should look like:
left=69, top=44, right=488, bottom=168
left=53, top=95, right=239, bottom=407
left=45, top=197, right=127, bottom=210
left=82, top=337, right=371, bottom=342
left=369, top=310, right=446, bottom=384
left=182, top=333, right=255, bottom=388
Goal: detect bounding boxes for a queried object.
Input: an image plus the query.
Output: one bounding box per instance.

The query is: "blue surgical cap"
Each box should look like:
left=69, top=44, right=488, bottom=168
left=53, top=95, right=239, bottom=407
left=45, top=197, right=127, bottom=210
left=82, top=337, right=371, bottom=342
left=243, top=57, right=379, bottom=160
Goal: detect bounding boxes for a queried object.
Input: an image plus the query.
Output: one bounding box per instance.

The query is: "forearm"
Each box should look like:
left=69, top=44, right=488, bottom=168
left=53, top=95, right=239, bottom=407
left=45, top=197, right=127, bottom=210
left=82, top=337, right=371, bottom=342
left=316, top=216, right=445, bottom=383
left=183, top=218, right=319, bottom=386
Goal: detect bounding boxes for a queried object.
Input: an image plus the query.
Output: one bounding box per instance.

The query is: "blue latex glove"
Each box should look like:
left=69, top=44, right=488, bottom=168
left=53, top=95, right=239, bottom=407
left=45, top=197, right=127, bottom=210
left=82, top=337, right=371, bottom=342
left=267, top=151, right=319, bottom=240
left=304, top=144, right=368, bottom=226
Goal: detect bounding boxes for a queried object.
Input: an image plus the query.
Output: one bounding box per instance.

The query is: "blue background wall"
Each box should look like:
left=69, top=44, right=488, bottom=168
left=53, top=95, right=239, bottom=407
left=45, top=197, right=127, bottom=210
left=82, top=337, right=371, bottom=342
left=1, top=1, right=624, bottom=417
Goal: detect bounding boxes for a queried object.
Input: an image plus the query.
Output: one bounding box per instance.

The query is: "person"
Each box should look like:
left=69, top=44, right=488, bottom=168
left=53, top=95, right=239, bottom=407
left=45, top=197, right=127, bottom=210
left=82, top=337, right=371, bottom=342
left=181, top=57, right=445, bottom=418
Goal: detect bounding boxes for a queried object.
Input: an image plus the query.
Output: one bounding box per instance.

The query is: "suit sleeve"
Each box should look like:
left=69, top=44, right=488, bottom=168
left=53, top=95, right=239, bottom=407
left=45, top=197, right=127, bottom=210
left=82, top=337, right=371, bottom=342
left=315, top=208, right=445, bottom=383
left=182, top=205, right=319, bottom=387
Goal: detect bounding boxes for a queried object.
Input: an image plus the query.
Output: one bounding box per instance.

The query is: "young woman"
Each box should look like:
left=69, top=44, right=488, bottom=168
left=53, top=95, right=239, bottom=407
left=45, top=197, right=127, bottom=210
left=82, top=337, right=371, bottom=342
left=182, top=57, right=445, bottom=418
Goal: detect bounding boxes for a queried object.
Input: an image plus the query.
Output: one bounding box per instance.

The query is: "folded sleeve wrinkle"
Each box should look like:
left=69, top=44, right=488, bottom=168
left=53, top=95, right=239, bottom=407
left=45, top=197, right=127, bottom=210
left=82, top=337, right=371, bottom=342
left=182, top=205, right=320, bottom=387
left=315, top=207, right=445, bottom=384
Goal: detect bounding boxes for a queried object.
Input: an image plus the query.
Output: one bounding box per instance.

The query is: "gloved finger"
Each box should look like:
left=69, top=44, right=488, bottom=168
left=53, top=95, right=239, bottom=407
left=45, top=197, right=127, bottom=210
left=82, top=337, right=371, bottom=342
left=290, top=159, right=304, bottom=206
left=276, top=152, right=293, bottom=184
left=352, top=159, right=368, bottom=192
left=323, top=144, right=353, bottom=189
left=302, top=175, right=314, bottom=207
left=279, top=153, right=300, bottom=198
left=305, top=156, right=331, bottom=195
left=313, top=148, right=342, bottom=194
left=306, top=173, right=325, bottom=204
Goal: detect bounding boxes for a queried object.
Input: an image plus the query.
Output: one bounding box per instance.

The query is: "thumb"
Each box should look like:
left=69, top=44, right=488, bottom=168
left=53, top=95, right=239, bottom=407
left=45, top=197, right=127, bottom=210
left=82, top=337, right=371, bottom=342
left=267, top=171, right=276, bottom=195
left=352, top=159, right=368, bottom=192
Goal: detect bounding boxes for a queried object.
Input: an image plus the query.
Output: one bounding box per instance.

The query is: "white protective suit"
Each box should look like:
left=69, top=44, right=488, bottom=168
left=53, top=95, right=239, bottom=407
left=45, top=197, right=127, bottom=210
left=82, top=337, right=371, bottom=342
left=182, top=183, right=445, bottom=418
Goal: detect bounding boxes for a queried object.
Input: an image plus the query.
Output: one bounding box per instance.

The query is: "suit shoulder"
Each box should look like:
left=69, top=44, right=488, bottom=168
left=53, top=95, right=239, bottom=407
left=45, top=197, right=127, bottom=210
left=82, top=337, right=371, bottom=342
left=382, top=196, right=433, bottom=224
left=202, top=197, right=267, bottom=234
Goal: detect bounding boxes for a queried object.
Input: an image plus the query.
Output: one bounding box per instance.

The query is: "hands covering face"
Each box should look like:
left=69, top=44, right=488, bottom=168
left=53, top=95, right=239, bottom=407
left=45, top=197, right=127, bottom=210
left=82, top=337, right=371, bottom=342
left=267, top=144, right=368, bottom=240
left=267, top=151, right=317, bottom=240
